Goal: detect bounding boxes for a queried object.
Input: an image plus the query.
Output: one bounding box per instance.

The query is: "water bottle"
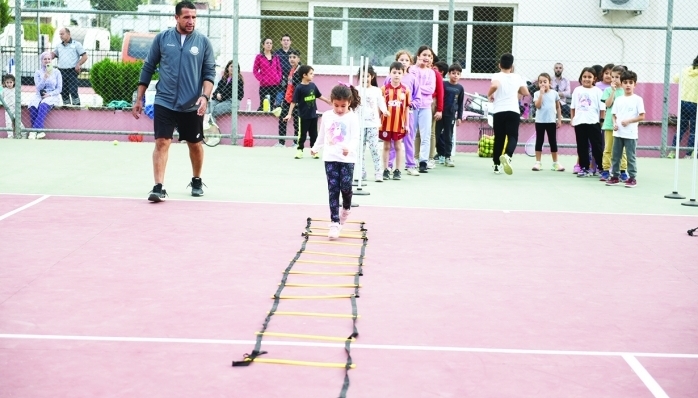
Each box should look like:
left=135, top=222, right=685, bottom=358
left=262, top=95, right=270, bottom=112
left=246, top=98, right=252, bottom=112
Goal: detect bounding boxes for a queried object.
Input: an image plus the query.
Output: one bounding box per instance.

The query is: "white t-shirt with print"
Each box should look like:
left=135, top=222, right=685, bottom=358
left=612, top=94, right=645, bottom=139
left=491, top=72, right=526, bottom=114
left=357, top=86, right=388, bottom=128
left=312, top=109, right=361, bottom=163
left=570, top=86, right=606, bottom=126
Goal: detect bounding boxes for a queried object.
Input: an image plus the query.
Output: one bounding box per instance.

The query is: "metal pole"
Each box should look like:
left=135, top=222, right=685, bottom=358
left=681, top=110, right=698, bottom=207
left=446, top=0, right=455, bottom=65
left=659, top=0, right=673, bottom=157
left=663, top=0, right=685, bottom=199
left=14, top=3, right=22, bottom=139
left=230, top=0, right=239, bottom=145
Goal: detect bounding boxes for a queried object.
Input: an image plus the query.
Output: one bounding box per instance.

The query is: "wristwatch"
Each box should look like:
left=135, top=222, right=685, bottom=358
left=200, top=94, right=209, bottom=101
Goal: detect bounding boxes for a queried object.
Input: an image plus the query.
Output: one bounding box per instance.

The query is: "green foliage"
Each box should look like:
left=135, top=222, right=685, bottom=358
left=90, top=0, right=142, bottom=11
left=22, top=23, right=55, bottom=42
left=0, top=0, right=11, bottom=31
left=110, top=35, right=123, bottom=51
left=90, top=59, right=157, bottom=103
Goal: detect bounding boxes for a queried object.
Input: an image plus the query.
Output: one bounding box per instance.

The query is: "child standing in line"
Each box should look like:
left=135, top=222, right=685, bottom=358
left=410, top=45, right=436, bottom=173
left=284, top=65, right=331, bottom=159
left=600, top=65, right=629, bottom=181
left=487, top=53, right=529, bottom=175
left=277, top=49, right=301, bottom=147
left=2, top=74, right=19, bottom=138
left=435, top=64, right=464, bottom=167
left=380, top=62, right=411, bottom=181
left=310, top=84, right=362, bottom=239
left=356, top=65, right=388, bottom=182
left=606, top=70, right=645, bottom=188
left=385, top=50, right=420, bottom=176
left=532, top=73, right=564, bottom=171
left=570, top=67, right=605, bottom=178
left=596, top=63, right=614, bottom=91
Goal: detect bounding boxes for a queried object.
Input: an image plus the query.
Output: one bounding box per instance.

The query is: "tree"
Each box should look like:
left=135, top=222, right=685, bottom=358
left=0, top=0, right=11, bottom=31
left=90, top=0, right=142, bottom=12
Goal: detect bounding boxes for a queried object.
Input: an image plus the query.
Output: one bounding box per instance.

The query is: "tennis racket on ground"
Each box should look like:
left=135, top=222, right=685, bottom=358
left=524, top=133, right=536, bottom=157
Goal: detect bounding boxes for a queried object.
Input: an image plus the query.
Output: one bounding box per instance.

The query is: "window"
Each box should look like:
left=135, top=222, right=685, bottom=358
left=438, top=10, right=468, bottom=67
left=471, top=7, right=514, bottom=74
left=261, top=10, right=309, bottom=63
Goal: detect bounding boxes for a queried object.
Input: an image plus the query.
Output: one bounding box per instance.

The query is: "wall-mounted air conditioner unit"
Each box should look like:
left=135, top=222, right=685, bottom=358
left=600, top=0, right=649, bottom=15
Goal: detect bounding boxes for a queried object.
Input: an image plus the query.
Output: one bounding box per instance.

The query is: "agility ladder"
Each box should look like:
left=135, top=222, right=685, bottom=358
left=233, top=217, right=368, bottom=398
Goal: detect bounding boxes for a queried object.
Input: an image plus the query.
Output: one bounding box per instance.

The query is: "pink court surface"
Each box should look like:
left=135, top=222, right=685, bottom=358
left=1, top=190, right=697, bottom=397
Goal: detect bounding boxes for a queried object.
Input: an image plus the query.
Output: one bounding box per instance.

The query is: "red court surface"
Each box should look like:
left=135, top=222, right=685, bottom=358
left=1, top=194, right=697, bottom=397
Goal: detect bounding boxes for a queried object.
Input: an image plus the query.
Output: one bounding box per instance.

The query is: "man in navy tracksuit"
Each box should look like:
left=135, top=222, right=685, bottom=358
left=132, top=1, right=216, bottom=202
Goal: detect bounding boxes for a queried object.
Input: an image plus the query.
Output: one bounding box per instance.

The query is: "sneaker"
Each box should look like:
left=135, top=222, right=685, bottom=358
left=499, top=154, right=513, bottom=175
left=620, top=171, right=629, bottom=182
left=294, top=149, right=303, bottom=159
left=551, top=162, right=565, bottom=172
left=493, top=164, right=502, bottom=174
left=445, top=158, right=454, bottom=167
left=591, top=169, right=600, bottom=177
left=187, top=177, right=206, bottom=197
left=392, top=169, right=402, bottom=180
left=273, top=143, right=285, bottom=148
left=36, top=132, right=46, bottom=139
left=313, top=152, right=320, bottom=159
left=532, top=161, right=541, bottom=171
left=427, top=159, right=436, bottom=169
left=148, top=183, right=168, bottom=202
left=599, top=170, right=610, bottom=181
left=28, top=131, right=37, bottom=139
left=406, top=167, right=420, bottom=176
left=437, top=156, right=445, bottom=165
left=328, top=222, right=341, bottom=240
left=339, top=208, right=351, bottom=225
left=383, top=169, right=391, bottom=180
left=576, top=169, right=589, bottom=178
left=667, top=151, right=676, bottom=159
left=573, top=164, right=581, bottom=174
left=419, top=161, right=429, bottom=173
left=624, top=177, right=637, bottom=188
left=605, top=176, right=621, bottom=186
left=374, top=172, right=383, bottom=182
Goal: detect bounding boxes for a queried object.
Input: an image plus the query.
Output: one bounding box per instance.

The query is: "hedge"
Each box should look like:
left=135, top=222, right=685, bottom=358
left=22, top=23, right=55, bottom=42
left=89, top=59, right=158, bottom=104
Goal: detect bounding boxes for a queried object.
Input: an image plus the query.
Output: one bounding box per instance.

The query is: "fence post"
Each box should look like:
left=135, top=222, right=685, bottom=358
left=231, top=0, right=240, bottom=146
left=660, top=0, right=674, bottom=156
left=13, top=3, right=22, bottom=139
left=446, top=0, right=455, bottom=65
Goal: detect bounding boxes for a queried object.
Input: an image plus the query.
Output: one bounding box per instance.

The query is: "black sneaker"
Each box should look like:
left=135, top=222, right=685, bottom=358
left=383, top=169, right=391, bottom=180
left=188, top=177, right=206, bottom=197
left=419, top=161, right=428, bottom=173
left=392, top=169, right=401, bottom=180
left=148, top=184, right=168, bottom=202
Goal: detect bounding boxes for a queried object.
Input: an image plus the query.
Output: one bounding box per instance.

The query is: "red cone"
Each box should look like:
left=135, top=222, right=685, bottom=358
left=243, top=123, right=254, bottom=147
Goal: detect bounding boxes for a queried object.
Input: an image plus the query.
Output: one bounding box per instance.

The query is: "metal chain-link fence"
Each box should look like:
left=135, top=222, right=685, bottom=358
left=2, top=0, right=696, bottom=156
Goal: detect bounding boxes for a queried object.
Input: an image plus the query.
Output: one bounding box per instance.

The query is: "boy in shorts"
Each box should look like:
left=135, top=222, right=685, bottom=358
left=380, top=62, right=411, bottom=180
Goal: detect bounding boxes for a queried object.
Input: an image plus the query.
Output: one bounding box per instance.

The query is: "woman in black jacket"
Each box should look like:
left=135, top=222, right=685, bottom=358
left=207, top=60, right=244, bottom=124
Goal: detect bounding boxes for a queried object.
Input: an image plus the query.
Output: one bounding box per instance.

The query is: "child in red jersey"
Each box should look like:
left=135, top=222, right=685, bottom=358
left=380, top=62, right=411, bottom=180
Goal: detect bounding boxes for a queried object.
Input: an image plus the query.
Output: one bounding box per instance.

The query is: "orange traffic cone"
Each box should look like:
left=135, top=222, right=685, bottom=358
left=243, top=123, right=254, bottom=147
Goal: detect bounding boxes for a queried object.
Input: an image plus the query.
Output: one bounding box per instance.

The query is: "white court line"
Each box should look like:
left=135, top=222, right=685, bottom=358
left=623, top=355, right=670, bottom=398
left=1, top=193, right=696, bottom=218
left=0, top=195, right=50, bottom=221
left=1, top=334, right=697, bottom=359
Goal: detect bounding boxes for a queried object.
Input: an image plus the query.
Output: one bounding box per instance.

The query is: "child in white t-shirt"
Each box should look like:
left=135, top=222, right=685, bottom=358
left=311, top=83, right=361, bottom=240
left=570, top=67, right=606, bottom=178
left=356, top=66, right=387, bottom=182
left=606, top=70, right=645, bottom=188
left=532, top=72, right=563, bottom=171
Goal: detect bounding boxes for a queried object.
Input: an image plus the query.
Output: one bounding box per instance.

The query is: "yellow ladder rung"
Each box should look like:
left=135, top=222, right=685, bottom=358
left=256, top=331, right=356, bottom=342
left=309, top=218, right=364, bottom=224
left=272, top=294, right=354, bottom=300
left=304, top=232, right=366, bottom=240
left=269, top=311, right=361, bottom=319
left=287, top=271, right=358, bottom=276
left=304, top=240, right=366, bottom=247
left=244, top=357, right=356, bottom=369
left=299, top=250, right=362, bottom=258
left=296, top=259, right=362, bottom=266
left=310, top=226, right=365, bottom=232
left=280, top=283, right=361, bottom=288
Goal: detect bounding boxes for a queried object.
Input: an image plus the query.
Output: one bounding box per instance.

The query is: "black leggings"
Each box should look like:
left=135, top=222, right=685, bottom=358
left=574, top=123, right=603, bottom=170
left=298, top=117, right=318, bottom=149
left=492, top=111, right=520, bottom=164
left=535, top=123, right=558, bottom=152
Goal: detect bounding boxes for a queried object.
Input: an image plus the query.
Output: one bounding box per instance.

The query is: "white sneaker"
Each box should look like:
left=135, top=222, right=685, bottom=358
left=406, top=167, right=420, bottom=176
left=339, top=208, right=351, bottom=225
left=273, top=143, right=285, bottom=147
left=7, top=132, right=13, bottom=139
left=328, top=222, right=341, bottom=240
left=36, top=132, right=46, bottom=139
left=427, top=159, right=436, bottom=169
left=532, top=161, right=541, bottom=171
left=493, top=164, right=502, bottom=174
left=28, top=132, right=37, bottom=139
left=374, top=172, right=384, bottom=182
left=499, top=154, right=513, bottom=175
